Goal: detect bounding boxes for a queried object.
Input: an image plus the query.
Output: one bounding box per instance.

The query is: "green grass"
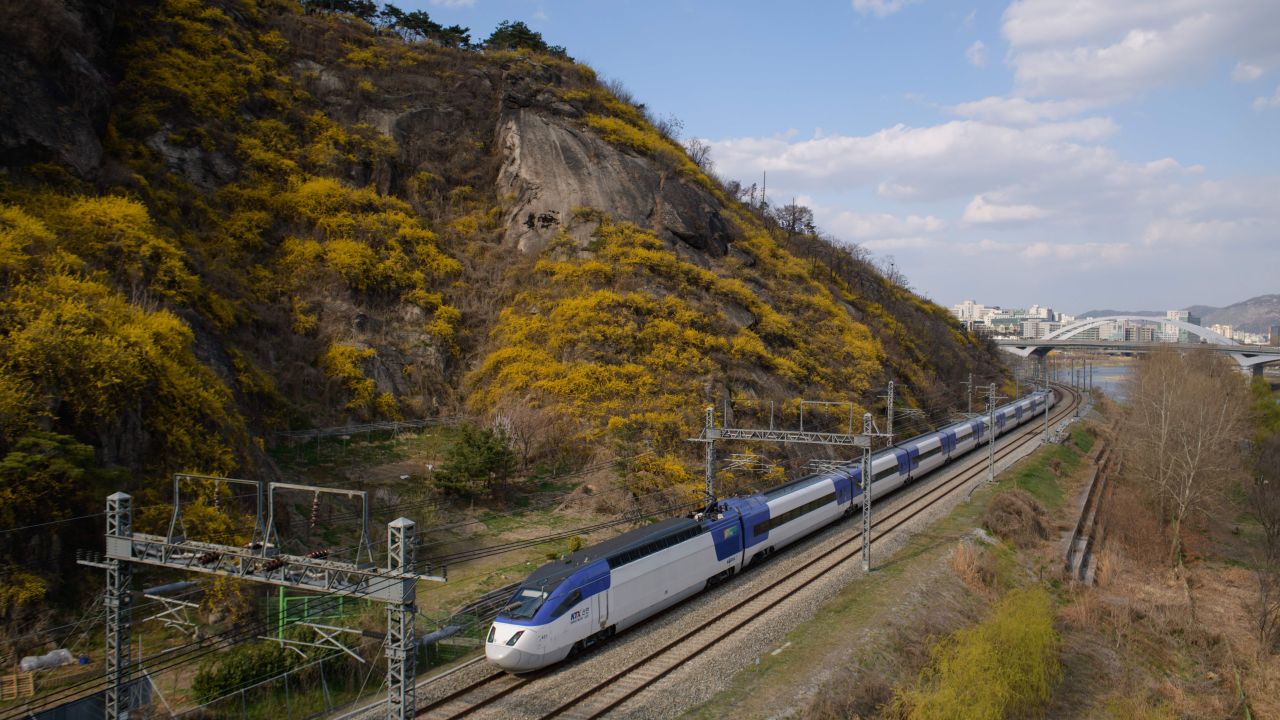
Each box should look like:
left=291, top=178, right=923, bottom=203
left=995, top=424, right=1093, bottom=510
left=268, top=425, right=465, bottom=483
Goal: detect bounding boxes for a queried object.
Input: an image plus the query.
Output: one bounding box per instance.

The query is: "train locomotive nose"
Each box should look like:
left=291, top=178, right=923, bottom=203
left=484, top=642, right=541, bottom=673
left=485, top=623, right=554, bottom=673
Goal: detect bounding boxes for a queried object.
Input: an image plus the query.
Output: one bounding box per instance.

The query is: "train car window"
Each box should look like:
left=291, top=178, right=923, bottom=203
left=607, top=526, right=706, bottom=569
left=752, top=492, right=838, bottom=535
left=917, top=445, right=943, bottom=462
left=505, top=588, right=548, bottom=619
left=873, top=464, right=900, bottom=482
left=551, top=589, right=583, bottom=619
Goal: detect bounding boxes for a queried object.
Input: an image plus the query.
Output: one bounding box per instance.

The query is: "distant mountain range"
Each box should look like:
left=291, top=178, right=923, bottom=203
left=1080, top=294, right=1280, bottom=333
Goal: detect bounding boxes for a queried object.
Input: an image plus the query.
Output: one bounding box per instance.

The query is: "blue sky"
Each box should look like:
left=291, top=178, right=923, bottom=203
left=404, top=0, right=1280, bottom=314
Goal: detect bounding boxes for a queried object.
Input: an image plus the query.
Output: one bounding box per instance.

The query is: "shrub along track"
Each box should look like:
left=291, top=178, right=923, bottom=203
left=414, top=384, right=1082, bottom=719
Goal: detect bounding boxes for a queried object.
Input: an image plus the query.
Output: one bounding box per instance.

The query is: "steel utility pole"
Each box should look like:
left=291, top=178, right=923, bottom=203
left=961, top=373, right=974, bottom=415
left=987, top=383, right=1008, bottom=483
left=702, top=407, right=716, bottom=505
left=385, top=518, right=416, bottom=720
left=882, top=381, right=895, bottom=442
left=1043, top=362, right=1051, bottom=442
left=861, top=412, right=873, bottom=573
left=105, top=492, right=133, bottom=720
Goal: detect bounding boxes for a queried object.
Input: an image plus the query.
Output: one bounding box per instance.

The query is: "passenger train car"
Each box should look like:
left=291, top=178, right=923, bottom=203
left=486, top=390, right=1055, bottom=672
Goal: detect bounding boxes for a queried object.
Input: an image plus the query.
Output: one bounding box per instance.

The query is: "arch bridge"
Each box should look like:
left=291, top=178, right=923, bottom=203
left=994, top=315, right=1280, bottom=376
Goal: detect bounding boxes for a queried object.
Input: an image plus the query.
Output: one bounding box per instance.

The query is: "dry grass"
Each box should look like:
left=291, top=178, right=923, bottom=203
left=1093, top=546, right=1121, bottom=587
left=1060, top=586, right=1102, bottom=630
left=950, top=540, right=999, bottom=597
left=983, top=489, right=1049, bottom=548
left=804, top=670, right=895, bottom=720
left=1101, top=478, right=1166, bottom=567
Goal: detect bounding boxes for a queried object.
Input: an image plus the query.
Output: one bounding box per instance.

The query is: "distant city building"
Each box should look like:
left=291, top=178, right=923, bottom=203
left=1124, top=324, right=1156, bottom=342
left=950, top=301, right=1234, bottom=344
left=1162, top=309, right=1201, bottom=343
left=951, top=299, right=993, bottom=323
left=1026, top=304, right=1055, bottom=321
left=1272, top=324, right=1280, bottom=347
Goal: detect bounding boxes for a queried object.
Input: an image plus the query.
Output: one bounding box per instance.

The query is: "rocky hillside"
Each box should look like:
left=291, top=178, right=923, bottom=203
left=1190, top=294, right=1280, bottom=334
left=1084, top=294, right=1279, bottom=334
left=0, top=0, right=1005, bottom=611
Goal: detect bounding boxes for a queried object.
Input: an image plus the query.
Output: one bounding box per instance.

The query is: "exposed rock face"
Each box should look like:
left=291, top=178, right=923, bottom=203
left=496, top=109, right=736, bottom=255
left=0, top=0, right=116, bottom=177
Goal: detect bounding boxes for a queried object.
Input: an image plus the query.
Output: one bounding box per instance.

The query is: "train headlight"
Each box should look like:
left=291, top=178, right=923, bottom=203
left=506, top=630, right=524, bottom=646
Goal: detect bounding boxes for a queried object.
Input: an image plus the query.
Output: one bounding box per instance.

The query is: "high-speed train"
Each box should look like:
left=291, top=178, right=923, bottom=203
left=485, top=390, right=1055, bottom=672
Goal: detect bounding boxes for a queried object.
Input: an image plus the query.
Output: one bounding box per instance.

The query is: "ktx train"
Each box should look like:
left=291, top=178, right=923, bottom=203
left=486, top=390, right=1054, bottom=672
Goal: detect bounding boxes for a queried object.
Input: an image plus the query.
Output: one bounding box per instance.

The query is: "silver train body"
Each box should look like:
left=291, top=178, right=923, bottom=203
left=486, top=390, right=1055, bottom=671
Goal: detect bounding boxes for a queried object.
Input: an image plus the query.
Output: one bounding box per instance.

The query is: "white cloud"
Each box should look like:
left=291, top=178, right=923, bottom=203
left=952, top=238, right=1134, bottom=265
left=962, top=194, right=1049, bottom=223
left=709, top=118, right=1120, bottom=203
left=1001, top=0, right=1280, bottom=100
left=852, top=0, right=918, bottom=18
left=826, top=211, right=946, bottom=240
left=966, top=40, right=988, bottom=68
left=948, top=96, right=1096, bottom=125
left=960, top=10, right=976, bottom=31
left=1021, top=241, right=1133, bottom=262
left=1232, top=61, right=1264, bottom=82
left=1254, top=85, right=1280, bottom=109
left=861, top=236, right=942, bottom=252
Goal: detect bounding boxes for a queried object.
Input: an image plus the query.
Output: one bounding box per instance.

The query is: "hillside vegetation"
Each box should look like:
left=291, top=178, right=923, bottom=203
left=0, top=0, right=1005, bottom=625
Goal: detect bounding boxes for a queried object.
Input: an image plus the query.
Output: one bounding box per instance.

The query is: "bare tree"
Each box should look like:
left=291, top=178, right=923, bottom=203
left=1119, top=348, right=1184, bottom=522
left=773, top=202, right=815, bottom=239
left=492, top=398, right=566, bottom=470
left=1120, top=349, right=1249, bottom=567
left=684, top=137, right=714, bottom=173
left=1251, top=435, right=1280, bottom=560
left=1250, top=435, right=1280, bottom=651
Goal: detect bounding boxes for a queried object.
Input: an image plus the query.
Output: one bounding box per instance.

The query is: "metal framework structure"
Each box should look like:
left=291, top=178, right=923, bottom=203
left=90, top=478, right=442, bottom=720
left=692, top=393, right=897, bottom=571
left=385, top=518, right=416, bottom=720
left=105, top=493, right=133, bottom=720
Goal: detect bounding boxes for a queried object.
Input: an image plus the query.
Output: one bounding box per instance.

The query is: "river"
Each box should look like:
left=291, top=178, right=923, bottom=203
left=1048, top=359, right=1133, bottom=402
left=1087, top=363, right=1133, bottom=402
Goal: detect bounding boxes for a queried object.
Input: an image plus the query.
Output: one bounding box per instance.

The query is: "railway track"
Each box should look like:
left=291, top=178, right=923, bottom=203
left=415, top=383, right=1082, bottom=719
left=415, top=668, right=535, bottom=720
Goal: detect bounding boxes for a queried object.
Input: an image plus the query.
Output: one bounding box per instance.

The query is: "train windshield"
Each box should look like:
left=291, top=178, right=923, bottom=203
left=504, top=588, right=548, bottom=619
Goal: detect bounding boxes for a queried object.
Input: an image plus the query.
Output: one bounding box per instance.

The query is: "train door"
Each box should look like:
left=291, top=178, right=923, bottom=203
left=595, top=587, right=608, bottom=631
